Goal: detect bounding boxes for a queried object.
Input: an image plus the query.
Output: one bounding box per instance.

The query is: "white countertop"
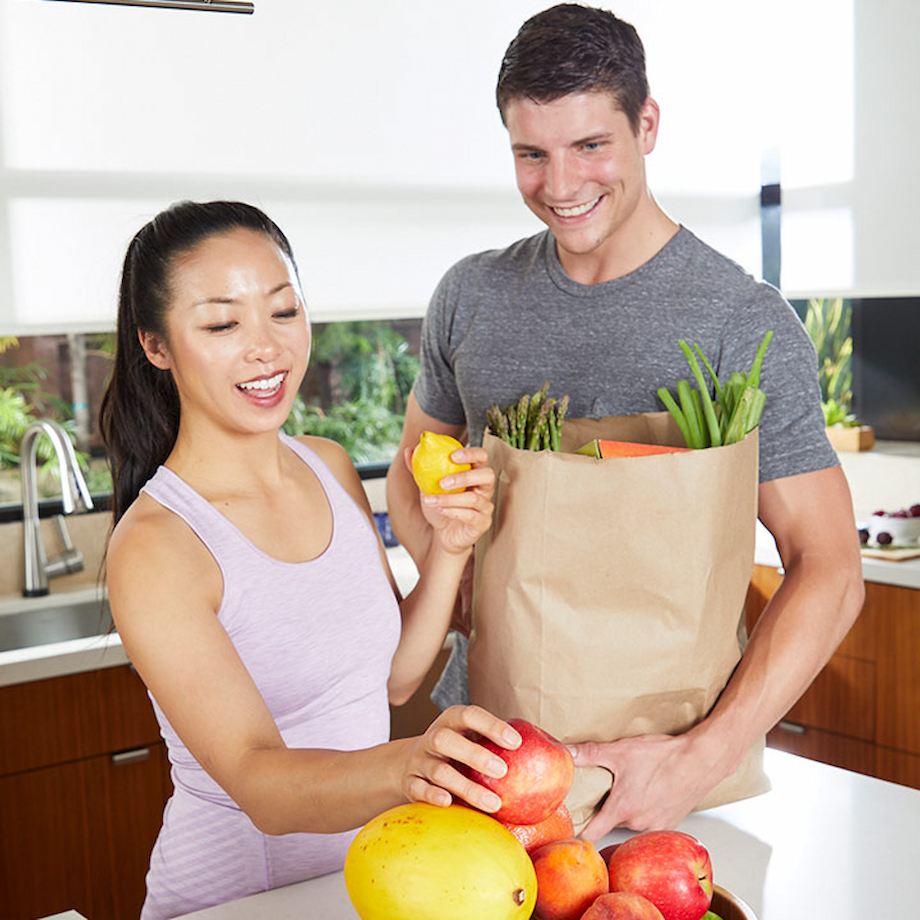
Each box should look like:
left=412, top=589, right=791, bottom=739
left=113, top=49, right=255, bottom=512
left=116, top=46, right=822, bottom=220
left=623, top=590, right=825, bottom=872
left=754, top=521, right=920, bottom=590
left=178, top=748, right=920, bottom=920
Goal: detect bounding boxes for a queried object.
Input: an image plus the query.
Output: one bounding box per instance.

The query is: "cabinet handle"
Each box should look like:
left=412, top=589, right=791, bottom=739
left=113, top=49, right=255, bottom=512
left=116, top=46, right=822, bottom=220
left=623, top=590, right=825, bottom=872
left=777, top=719, right=806, bottom=735
left=112, top=746, right=151, bottom=766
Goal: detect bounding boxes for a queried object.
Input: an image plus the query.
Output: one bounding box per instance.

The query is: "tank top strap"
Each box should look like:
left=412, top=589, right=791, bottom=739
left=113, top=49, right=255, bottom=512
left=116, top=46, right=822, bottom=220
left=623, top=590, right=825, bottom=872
left=140, top=465, right=247, bottom=568
left=278, top=433, right=356, bottom=517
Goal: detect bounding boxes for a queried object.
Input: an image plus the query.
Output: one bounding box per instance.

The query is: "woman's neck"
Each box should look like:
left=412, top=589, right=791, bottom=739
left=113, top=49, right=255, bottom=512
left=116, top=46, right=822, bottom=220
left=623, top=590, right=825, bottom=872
left=165, top=417, right=292, bottom=502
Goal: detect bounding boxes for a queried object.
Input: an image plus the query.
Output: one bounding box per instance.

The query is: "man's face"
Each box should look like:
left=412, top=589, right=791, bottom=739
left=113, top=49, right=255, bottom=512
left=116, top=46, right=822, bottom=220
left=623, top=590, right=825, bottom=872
left=504, top=91, right=659, bottom=278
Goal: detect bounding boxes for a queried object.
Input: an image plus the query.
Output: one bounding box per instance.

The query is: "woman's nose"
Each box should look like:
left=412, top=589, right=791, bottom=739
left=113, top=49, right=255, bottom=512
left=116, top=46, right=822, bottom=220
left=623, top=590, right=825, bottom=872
left=246, top=325, right=280, bottom=362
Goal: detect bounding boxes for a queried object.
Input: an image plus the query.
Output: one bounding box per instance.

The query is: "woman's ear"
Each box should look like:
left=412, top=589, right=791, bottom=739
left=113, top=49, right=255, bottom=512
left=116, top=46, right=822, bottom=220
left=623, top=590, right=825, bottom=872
left=138, top=329, right=172, bottom=371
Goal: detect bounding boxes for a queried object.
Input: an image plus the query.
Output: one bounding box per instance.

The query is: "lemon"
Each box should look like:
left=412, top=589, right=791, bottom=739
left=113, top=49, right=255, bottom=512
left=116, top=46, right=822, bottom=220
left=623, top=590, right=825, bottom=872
left=411, top=431, right=470, bottom=495
left=344, top=802, right=537, bottom=920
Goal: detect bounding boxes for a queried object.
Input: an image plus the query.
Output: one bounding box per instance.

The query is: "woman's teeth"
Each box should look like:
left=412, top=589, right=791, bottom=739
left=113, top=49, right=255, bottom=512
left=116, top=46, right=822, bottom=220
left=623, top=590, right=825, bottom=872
left=237, top=372, right=284, bottom=393
left=552, top=197, right=600, bottom=217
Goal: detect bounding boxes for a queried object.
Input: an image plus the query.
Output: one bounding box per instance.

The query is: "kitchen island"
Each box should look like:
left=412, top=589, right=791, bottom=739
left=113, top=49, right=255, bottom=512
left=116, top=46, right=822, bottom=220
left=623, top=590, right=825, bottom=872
left=179, top=748, right=920, bottom=919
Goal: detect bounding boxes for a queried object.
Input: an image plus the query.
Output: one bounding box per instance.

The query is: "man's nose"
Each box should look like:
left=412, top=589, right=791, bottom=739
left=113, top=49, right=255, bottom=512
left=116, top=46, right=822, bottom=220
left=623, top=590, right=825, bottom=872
left=544, top=154, right=581, bottom=202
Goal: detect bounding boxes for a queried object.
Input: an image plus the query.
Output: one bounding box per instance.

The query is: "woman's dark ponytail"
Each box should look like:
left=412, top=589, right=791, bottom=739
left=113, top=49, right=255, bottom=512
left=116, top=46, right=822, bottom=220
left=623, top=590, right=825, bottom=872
left=99, top=200, right=296, bottom=523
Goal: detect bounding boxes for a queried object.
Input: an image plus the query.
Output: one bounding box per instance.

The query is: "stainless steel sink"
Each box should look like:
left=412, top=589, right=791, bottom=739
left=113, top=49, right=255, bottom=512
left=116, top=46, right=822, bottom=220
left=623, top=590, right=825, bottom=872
left=0, top=598, right=113, bottom=653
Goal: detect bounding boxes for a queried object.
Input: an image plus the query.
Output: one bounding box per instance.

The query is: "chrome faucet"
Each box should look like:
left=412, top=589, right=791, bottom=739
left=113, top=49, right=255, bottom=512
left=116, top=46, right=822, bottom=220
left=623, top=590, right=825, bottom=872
left=20, top=420, right=95, bottom=597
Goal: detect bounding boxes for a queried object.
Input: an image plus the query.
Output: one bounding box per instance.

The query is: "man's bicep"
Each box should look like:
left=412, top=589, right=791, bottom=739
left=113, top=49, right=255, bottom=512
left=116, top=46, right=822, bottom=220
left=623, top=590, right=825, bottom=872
left=758, top=465, right=858, bottom=566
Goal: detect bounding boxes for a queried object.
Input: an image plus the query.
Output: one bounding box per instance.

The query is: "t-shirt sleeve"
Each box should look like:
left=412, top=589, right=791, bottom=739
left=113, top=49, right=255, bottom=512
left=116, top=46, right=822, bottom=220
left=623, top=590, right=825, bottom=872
left=412, top=262, right=469, bottom=426
left=721, top=287, right=839, bottom=483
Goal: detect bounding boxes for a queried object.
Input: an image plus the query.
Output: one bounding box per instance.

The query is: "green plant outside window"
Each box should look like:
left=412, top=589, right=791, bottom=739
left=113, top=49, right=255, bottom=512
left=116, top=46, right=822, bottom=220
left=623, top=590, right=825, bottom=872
left=804, top=297, right=860, bottom=428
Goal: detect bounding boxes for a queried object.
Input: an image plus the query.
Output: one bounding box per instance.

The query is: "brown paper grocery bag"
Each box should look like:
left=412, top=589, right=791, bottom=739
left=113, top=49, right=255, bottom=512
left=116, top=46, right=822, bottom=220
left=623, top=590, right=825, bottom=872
left=467, top=412, right=769, bottom=832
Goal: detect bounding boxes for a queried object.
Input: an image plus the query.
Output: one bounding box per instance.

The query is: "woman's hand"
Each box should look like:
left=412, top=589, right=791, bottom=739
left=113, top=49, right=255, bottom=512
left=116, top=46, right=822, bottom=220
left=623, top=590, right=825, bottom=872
left=406, top=445, right=496, bottom=556
left=401, top=705, right=520, bottom=811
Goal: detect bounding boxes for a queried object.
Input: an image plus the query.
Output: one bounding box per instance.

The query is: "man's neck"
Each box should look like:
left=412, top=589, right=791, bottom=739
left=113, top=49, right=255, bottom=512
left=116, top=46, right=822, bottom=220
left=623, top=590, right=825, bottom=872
left=556, top=207, right=680, bottom=286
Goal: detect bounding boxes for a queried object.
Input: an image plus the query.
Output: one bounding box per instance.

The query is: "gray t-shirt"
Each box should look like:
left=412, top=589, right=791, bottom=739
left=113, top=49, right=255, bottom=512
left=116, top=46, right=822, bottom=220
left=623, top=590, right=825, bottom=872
left=413, top=226, right=838, bottom=707
left=415, top=226, right=836, bottom=483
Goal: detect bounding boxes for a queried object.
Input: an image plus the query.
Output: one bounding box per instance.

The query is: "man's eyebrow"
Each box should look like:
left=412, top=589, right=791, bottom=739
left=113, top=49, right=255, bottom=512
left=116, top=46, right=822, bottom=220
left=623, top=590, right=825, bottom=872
left=572, top=131, right=613, bottom=145
left=511, top=131, right=613, bottom=153
left=192, top=281, right=292, bottom=308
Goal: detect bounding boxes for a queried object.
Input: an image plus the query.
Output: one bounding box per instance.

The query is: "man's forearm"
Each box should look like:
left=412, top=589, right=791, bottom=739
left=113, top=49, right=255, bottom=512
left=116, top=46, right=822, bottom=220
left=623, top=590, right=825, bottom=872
left=386, top=461, right=433, bottom=566
left=690, top=551, right=865, bottom=770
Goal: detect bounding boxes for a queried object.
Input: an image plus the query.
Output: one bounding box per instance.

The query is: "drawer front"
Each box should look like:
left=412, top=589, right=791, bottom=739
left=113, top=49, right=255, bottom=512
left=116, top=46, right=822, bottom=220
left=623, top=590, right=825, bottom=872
left=0, top=665, right=161, bottom=776
left=783, top=654, right=875, bottom=741
left=767, top=723, right=876, bottom=779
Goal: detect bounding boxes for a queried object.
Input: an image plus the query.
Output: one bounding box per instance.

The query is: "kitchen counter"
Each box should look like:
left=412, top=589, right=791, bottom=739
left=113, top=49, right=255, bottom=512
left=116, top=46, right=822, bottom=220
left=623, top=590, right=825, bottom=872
left=3, top=525, right=917, bottom=689
left=755, top=521, right=920, bottom=590
left=178, top=748, right=920, bottom=919
left=0, top=546, right=422, bottom=688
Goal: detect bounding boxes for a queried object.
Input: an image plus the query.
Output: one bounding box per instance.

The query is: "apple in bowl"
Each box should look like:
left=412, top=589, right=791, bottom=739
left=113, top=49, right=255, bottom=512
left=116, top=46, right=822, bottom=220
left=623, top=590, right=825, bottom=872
left=607, top=830, right=713, bottom=920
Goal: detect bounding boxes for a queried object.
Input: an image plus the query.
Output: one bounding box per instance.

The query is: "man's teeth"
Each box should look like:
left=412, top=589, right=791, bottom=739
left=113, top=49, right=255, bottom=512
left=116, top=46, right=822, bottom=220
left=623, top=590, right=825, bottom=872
left=238, top=372, right=284, bottom=392
left=552, top=197, right=600, bottom=217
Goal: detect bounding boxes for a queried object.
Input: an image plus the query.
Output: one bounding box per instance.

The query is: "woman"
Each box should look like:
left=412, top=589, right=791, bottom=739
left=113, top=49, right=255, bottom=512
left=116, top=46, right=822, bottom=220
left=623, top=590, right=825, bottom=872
left=100, top=200, right=516, bottom=919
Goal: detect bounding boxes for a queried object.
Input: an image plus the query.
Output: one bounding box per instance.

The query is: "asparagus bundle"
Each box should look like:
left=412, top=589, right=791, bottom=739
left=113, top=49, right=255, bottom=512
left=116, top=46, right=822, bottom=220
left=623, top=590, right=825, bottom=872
left=486, top=383, right=570, bottom=451
left=657, top=331, right=773, bottom=449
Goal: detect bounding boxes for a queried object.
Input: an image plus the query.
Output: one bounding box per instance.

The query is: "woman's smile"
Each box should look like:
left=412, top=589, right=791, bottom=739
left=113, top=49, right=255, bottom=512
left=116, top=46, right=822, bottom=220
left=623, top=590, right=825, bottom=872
left=235, top=370, right=288, bottom=408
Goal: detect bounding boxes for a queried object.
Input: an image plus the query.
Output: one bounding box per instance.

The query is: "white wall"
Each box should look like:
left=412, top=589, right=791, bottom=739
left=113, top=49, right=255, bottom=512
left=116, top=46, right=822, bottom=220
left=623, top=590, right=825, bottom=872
left=0, top=0, right=915, bottom=332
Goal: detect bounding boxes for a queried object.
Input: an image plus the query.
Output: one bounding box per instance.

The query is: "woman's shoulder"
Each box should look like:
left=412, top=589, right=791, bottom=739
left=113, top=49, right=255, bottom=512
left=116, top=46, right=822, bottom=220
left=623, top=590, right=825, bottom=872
left=107, top=493, right=216, bottom=592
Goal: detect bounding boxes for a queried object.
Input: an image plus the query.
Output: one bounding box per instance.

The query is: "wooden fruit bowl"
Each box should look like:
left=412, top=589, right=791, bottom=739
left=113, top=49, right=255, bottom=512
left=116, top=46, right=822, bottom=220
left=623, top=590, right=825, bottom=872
left=711, top=884, right=758, bottom=920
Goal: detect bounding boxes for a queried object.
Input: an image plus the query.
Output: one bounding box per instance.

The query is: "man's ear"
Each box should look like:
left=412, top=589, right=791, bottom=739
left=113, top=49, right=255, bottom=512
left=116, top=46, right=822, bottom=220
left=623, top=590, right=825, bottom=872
left=138, top=329, right=172, bottom=371
left=637, top=96, right=661, bottom=156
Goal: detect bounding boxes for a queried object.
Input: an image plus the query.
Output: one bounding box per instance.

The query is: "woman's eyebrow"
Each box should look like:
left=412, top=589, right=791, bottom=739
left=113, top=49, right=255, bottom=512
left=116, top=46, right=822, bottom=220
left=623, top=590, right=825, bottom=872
left=192, top=282, right=292, bottom=308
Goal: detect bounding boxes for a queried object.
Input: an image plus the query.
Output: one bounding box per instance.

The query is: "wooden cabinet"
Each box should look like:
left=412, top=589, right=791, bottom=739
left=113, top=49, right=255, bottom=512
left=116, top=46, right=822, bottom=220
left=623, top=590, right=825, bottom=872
left=0, top=665, right=172, bottom=920
left=745, top=565, right=920, bottom=790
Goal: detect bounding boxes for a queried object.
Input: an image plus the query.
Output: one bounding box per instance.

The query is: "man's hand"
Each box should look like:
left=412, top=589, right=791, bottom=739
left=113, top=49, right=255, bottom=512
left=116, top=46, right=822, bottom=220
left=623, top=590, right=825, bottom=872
left=570, top=731, right=731, bottom=840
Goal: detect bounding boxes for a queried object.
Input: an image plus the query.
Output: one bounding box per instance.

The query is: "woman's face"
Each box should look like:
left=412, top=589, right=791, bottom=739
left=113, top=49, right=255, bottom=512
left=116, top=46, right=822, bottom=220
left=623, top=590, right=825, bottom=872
left=142, top=227, right=310, bottom=438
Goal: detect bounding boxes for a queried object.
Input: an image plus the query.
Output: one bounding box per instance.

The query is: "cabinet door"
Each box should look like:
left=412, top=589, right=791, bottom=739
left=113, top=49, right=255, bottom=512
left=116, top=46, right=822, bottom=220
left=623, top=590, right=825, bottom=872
left=0, top=743, right=171, bottom=920
left=872, top=581, right=920, bottom=757
left=0, top=756, right=112, bottom=920
left=101, top=742, right=173, bottom=919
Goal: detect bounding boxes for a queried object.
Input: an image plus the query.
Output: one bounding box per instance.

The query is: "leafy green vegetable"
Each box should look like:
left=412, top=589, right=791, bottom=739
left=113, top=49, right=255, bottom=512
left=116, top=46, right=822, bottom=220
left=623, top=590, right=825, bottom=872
left=657, top=331, right=773, bottom=448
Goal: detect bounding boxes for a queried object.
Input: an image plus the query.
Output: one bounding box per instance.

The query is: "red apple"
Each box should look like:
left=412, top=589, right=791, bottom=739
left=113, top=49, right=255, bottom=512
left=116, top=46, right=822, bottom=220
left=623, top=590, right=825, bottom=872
left=502, top=802, right=575, bottom=853
left=608, top=831, right=713, bottom=920
left=462, top=718, right=574, bottom=824
left=581, top=892, right=665, bottom=920
left=531, top=837, right=608, bottom=920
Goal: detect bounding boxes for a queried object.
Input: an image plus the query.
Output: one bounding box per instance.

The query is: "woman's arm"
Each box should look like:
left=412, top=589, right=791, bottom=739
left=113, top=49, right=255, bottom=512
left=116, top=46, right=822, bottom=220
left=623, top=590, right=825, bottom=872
left=307, top=436, right=494, bottom=704
left=107, top=499, right=515, bottom=837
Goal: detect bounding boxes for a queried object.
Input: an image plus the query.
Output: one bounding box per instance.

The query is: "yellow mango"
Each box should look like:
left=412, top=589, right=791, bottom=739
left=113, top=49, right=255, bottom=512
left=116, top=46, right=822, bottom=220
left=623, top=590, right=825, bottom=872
left=344, top=803, right=537, bottom=920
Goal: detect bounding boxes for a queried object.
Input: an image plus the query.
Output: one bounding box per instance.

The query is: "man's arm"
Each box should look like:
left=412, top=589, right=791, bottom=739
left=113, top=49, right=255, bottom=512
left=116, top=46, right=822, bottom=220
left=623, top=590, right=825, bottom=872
left=386, top=392, right=467, bottom=567
left=574, top=464, right=865, bottom=838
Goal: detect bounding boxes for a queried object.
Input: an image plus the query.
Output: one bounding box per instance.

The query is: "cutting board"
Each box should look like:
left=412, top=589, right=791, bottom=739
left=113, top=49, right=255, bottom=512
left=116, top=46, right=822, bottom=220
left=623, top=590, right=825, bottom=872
left=861, top=546, right=920, bottom=562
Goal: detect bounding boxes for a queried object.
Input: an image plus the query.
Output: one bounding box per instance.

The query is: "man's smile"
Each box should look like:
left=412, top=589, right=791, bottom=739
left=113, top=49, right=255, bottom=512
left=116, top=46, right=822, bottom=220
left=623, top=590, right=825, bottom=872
left=549, top=196, right=603, bottom=218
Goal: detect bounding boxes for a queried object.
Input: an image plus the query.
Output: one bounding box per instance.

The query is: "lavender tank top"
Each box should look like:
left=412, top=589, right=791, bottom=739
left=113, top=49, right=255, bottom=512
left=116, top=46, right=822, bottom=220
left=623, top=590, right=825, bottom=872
left=137, top=434, right=401, bottom=920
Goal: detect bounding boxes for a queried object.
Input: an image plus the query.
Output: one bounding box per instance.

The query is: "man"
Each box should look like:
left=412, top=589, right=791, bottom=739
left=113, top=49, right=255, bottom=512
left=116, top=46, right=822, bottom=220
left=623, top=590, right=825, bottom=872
left=386, top=3, right=864, bottom=839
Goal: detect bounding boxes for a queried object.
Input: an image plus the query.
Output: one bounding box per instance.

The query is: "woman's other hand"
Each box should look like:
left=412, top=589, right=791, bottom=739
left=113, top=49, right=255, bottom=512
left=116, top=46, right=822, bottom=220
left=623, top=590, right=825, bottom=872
left=401, top=705, right=520, bottom=811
